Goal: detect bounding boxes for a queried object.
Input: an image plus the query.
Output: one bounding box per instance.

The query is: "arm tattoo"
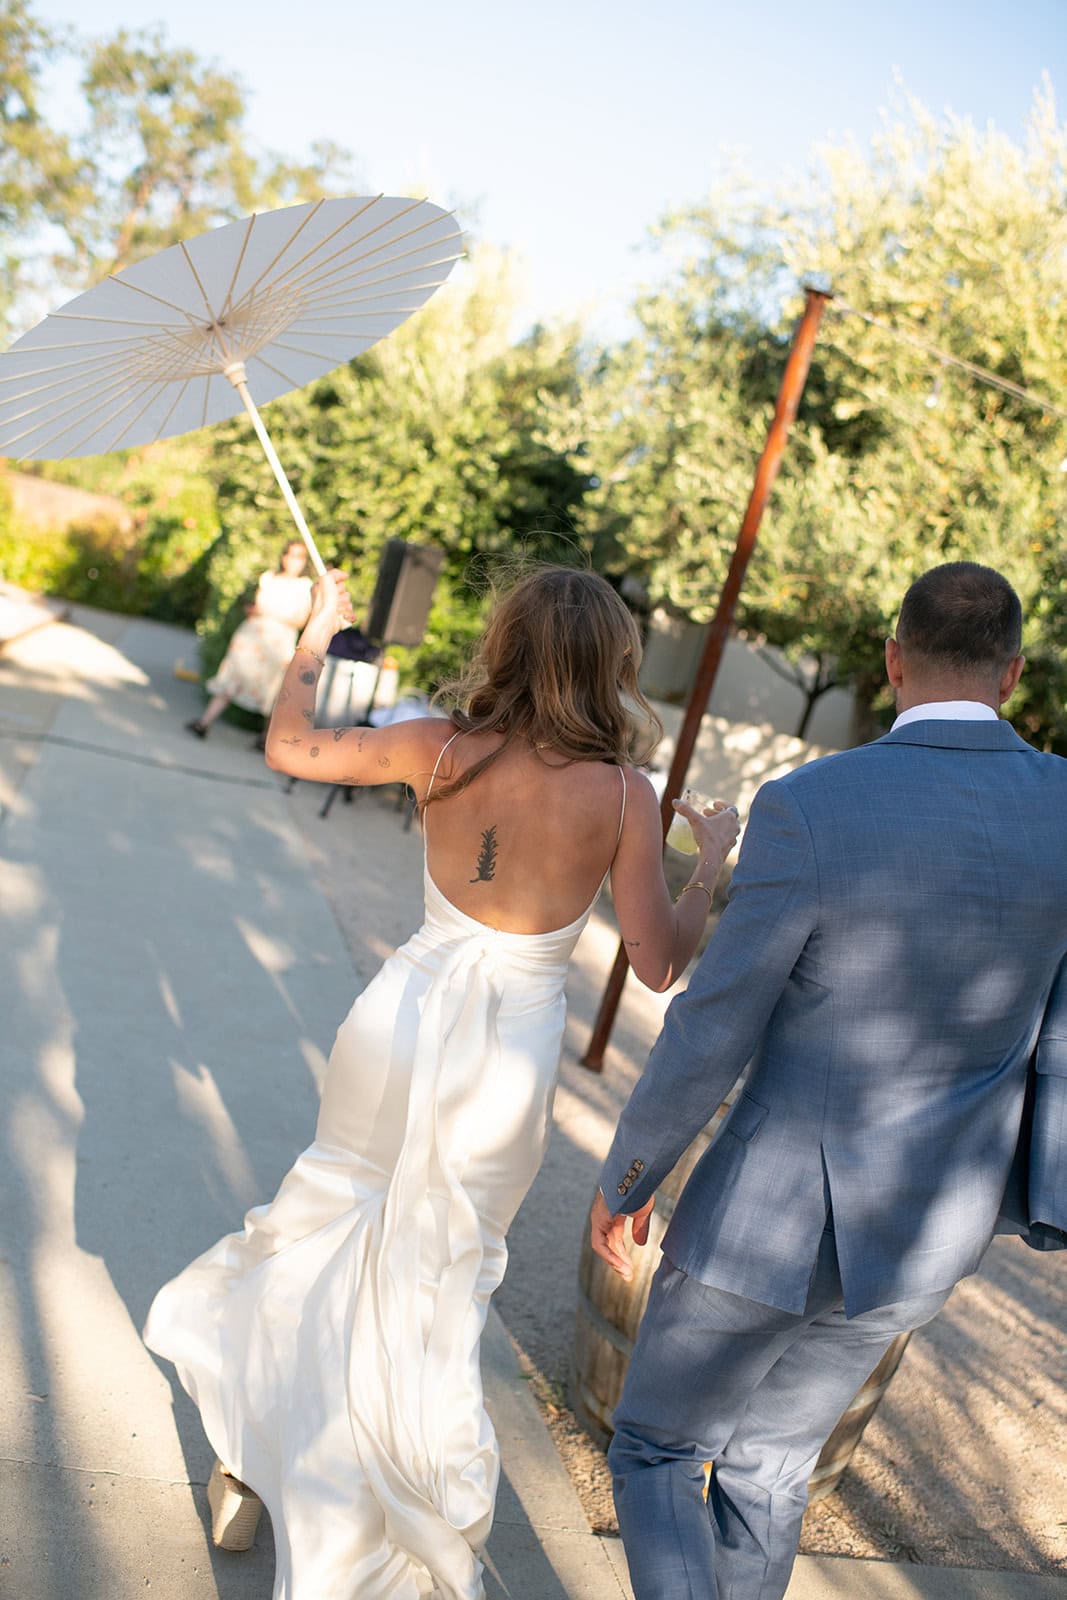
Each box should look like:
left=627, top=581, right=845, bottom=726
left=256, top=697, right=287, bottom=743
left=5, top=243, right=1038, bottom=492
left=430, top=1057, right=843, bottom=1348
left=280, top=735, right=303, bottom=746
left=470, top=824, right=499, bottom=883
left=299, top=669, right=316, bottom=685
left=332, top=728, right=347, bottom=741
left=301, top=709, right=315, bottom=723
left=378, top=756, right=391, bottom=768
left=309, top=746, right=320, bottom=757
left=277, top=688, right=292, bottom=703
left=341, top=777, right=363, bottom=786
left=626, top=940, right=642, bottom=948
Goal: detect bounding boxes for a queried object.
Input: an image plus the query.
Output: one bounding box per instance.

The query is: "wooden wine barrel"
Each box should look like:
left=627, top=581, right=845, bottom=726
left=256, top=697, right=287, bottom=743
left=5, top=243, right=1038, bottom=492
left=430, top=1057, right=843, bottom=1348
left=574, top=1107, right=728, bottom=1448
left=804, top=1329, right=911, bottom=1502
left=574, top=1105, right=912, bottom=1502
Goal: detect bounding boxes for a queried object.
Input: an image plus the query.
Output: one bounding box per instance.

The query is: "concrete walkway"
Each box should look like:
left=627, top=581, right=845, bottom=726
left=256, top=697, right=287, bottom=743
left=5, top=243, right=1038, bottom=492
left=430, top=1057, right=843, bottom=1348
left=0, top=604, right=1059, bottom=1600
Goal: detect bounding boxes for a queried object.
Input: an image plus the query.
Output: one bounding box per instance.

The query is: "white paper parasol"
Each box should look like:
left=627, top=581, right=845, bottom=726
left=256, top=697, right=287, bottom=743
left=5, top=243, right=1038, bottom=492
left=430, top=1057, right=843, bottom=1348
left=0, top=195, right=463, bottom=573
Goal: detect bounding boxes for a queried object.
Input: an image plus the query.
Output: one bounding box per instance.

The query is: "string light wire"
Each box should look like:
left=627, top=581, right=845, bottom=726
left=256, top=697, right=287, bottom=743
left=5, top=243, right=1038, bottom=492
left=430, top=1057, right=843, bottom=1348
left=828, top=298, right=1067, bottom=424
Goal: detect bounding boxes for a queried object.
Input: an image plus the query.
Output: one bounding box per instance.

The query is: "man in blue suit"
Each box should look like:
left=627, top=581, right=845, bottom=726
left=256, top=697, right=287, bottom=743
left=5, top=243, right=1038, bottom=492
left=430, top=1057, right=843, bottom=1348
left=592, top=562, right=1067, bottom=1600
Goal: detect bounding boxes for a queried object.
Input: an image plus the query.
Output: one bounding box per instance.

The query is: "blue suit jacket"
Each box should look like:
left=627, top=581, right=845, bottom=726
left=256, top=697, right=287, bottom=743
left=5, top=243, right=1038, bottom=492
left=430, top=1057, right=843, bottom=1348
left=601, top=720, right=1067, bottom=1317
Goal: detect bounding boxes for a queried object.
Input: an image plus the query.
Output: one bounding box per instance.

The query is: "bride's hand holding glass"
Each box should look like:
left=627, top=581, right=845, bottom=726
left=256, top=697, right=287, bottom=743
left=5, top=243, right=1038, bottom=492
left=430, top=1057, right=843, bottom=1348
left=672, top=795, right=741, bottom=867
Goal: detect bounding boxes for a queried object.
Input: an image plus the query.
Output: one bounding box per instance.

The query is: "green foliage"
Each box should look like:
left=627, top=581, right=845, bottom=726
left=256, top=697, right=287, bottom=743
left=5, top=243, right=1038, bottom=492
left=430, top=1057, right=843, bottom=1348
left=0, top=444, right=221, bottom=621
left=771, top=84, right=1067, bottom=746
left=553, top=88, right=1067, bottom=750
left=0, top=511, right=145, bottom=611
left=76, top=28, right=352, bottom=278
left=0, top=4, right=353, bottom=337
left=0, top=1, right=87, bottom=331
left=0, top=460, right=13, bottom=538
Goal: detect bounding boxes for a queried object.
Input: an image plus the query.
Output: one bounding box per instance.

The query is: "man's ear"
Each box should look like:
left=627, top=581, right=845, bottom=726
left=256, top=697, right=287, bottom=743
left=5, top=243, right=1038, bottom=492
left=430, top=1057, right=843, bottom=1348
left=885, top=637, right=904, bottom=690
left=998, top=655, right=1025, bottom=706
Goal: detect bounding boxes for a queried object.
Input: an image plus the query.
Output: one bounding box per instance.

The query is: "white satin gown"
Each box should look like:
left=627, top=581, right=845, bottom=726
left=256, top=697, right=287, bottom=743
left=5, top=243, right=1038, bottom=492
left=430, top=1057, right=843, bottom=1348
left=144, top=743, right=625, bottom=1599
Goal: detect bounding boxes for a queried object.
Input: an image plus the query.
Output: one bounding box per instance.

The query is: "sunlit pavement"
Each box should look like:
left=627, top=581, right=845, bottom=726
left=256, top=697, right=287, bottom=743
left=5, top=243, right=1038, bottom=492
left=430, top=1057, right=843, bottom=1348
left=1, top=604, right=1061, bottom=1600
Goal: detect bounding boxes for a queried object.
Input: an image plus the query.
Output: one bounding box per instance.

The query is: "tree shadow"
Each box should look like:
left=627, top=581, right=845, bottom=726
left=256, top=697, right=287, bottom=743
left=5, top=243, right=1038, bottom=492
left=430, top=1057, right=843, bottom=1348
left=6, top=604, right=1065, bottom=1592
left=1, top=612, right=338, bottom=1594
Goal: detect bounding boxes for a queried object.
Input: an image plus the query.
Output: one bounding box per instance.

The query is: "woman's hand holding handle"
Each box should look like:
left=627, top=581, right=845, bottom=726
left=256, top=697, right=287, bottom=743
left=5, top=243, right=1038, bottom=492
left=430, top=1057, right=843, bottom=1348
left=305, top=569, right=356, bottom=646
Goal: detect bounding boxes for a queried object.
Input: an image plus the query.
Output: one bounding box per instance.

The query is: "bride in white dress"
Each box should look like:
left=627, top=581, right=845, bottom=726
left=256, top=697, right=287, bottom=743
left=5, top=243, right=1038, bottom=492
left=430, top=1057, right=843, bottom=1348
left=144, top=564, right=740, bottom=1600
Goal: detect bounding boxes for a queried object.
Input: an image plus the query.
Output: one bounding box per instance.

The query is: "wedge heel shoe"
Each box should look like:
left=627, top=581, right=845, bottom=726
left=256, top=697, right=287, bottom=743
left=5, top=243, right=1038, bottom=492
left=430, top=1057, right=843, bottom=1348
left=207, top=1460, right=263, bottom=1551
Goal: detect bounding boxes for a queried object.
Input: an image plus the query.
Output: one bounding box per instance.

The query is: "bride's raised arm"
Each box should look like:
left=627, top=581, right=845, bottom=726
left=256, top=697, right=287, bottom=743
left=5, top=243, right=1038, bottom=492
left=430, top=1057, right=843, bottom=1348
left=610, top=769, right=739, bottom=993
left=264, top=567, right=451, bottom=792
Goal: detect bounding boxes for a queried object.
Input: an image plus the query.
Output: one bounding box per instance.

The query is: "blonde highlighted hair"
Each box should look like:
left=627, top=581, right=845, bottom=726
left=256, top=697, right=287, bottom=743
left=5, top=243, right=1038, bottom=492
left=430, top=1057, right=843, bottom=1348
left=428, top=565, right=661, bottom=804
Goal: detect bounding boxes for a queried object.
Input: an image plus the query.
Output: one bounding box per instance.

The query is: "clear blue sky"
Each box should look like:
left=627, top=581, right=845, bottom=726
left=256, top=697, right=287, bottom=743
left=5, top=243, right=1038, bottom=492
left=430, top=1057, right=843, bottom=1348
left=33, top=0, right=1066, bottom=332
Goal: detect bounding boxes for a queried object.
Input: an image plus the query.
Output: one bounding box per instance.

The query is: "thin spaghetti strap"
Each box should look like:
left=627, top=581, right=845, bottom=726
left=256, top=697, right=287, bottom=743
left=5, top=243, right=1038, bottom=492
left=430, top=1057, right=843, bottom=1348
left=613, top=765, right=627, bottom=853
left=426, top=728, right=463, bottom=802
left=595, top=767, right=629, bottom=898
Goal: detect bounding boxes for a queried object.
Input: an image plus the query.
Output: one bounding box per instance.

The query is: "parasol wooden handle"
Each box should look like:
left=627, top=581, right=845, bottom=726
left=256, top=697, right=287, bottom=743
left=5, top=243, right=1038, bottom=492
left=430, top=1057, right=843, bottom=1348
left=224, top=361, right=328, bottom=579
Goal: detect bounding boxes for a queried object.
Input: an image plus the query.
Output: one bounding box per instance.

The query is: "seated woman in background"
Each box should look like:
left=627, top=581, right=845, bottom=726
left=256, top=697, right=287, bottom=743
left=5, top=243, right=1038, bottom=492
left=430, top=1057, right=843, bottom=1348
left=185, top=538, right=312, bottom=741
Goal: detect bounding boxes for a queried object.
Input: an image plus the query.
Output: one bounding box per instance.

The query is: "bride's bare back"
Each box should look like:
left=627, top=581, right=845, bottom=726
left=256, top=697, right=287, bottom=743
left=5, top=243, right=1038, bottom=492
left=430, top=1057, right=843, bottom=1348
left=266, top=564, right=740, bottom=988
left=422, top=728, right=626, bottom=934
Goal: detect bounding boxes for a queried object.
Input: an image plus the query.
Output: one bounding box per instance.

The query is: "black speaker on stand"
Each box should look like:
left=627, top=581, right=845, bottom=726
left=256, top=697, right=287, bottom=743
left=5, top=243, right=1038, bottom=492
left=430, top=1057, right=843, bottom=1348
left=319, top=540, right=444, bottom=821
left=365, top=539, right=445, bottom=647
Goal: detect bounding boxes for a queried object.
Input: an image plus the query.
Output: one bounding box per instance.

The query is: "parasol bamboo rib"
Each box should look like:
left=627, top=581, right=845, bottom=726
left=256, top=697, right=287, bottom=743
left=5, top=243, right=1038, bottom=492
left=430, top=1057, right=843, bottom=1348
left=264, top=231, right=464, bottom=304
left=217, top=212, right=257, bottom=325
left=152, top=377, right=193, bottom=444
left=234, top=197, right=425, bottom=308
left=226, top=197, right=343, bottom=312
left=1, top=365, right=160, bottom=453
left=250, top=352, right=306, bottom=390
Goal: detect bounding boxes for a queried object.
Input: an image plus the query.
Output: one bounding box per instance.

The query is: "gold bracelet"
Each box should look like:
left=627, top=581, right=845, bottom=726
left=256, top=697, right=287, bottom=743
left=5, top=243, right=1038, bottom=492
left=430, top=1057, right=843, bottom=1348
left=677, top=881, right=714, bottom=912
left=295, top=643, right=325, bottom=666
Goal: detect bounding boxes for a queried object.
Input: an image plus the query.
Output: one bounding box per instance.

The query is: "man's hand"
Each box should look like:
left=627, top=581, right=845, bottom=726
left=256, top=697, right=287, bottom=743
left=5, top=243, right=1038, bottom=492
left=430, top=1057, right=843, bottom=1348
left=590, top=1188, right=655, bottom=1281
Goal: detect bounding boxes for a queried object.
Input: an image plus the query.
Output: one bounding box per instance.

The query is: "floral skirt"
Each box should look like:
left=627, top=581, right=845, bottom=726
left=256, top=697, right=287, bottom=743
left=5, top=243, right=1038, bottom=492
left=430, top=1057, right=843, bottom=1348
left=206, top=616, right=298, bottom=714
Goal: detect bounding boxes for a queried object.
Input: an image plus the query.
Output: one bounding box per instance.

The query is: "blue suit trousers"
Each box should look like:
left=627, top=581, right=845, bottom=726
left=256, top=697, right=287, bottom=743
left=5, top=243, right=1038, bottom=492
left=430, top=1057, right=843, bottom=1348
left=609, top=1229, right=949, bottom=1600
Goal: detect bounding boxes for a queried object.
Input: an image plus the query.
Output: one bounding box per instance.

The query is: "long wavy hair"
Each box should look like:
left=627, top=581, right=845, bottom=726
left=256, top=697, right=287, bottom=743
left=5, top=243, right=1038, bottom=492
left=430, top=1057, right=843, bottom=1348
left=427, top=565, right=661, bottom=805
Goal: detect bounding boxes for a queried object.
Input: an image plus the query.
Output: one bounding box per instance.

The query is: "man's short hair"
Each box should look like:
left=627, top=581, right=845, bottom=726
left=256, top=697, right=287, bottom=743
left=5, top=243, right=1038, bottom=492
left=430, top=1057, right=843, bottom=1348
left=896, top=562, right=1023, bottom=674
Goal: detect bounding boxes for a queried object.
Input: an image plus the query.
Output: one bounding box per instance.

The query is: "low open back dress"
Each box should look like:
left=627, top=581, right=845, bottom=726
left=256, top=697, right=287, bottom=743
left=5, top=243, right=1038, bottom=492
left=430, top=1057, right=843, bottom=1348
left=144, top=734, right=626, bottom=1599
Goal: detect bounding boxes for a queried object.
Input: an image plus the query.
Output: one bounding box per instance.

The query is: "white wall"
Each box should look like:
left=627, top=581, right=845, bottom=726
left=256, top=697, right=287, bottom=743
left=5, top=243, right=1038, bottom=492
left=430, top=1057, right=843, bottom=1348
left=644, top=700, right=840, bottom=822
left=640, top=610, right=856, bottom=751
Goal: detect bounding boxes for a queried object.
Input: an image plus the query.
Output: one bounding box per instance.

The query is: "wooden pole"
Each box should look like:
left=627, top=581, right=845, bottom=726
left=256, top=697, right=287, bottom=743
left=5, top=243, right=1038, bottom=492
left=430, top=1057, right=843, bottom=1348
left=581, top=284, right=831, bottom=1072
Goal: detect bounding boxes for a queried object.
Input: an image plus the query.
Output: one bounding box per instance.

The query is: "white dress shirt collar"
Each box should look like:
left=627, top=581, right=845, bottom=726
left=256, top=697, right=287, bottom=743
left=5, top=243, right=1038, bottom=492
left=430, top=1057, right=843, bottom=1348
left=891, top=700, right=999, bottom=731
